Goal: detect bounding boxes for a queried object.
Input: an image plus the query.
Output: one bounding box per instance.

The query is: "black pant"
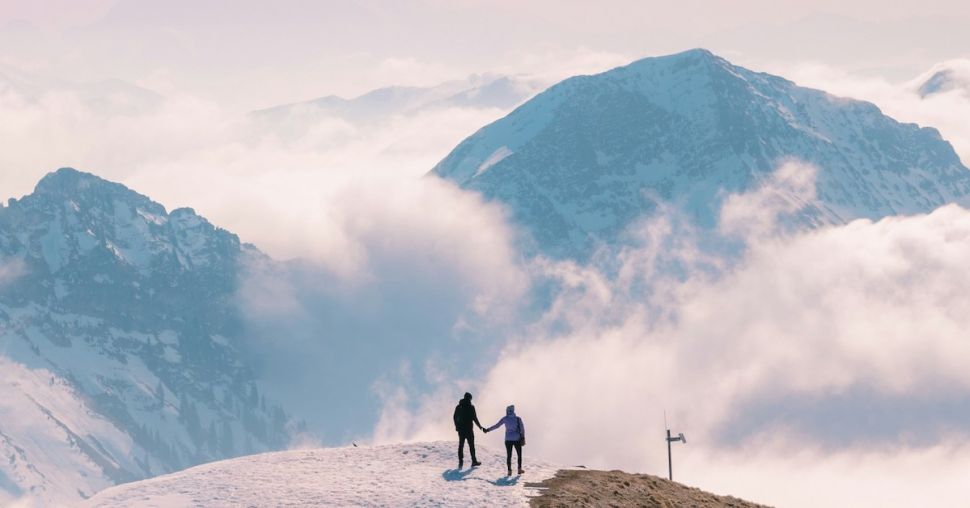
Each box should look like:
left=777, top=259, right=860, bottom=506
left=458, top=430, right=476, bottom=464
left=504, top=440, right=522, bottom=474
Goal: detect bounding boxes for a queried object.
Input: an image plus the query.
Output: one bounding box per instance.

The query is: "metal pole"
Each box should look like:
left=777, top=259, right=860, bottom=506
left=667, top=429, right=674, bottom=481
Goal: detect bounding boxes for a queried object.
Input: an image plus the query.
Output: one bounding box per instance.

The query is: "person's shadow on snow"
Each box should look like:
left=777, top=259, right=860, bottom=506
left=441, top=469, right=520, bottom=487
left=442, top=469, right=474, bottom=481
left=490, top=475, right=519, bottom=486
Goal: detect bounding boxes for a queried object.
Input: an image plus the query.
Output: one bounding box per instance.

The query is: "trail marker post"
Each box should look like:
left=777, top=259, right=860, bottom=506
left=666, top=428, right=686, bottom=481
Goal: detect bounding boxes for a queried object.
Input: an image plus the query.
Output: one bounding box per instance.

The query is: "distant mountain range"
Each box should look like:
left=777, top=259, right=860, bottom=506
left=432, top=49, right=970, bottom=259
left=249, top=74, right=547, bottom=138
left=0, top=67, right=162, bottom=115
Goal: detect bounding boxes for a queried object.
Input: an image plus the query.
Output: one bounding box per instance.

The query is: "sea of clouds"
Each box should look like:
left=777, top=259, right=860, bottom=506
left=373, top=163, right=970, bottom=506
left=3, top=55, right=970, bottom=506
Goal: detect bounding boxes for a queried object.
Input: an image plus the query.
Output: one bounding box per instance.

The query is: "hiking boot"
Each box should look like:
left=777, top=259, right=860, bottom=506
left=471, top=461, right=482, bottom=467
left=518, top=469, right=525, bottom=475
left=507, top=469, right=512, bottom=477
left=458, top=461, right=463, bottom=470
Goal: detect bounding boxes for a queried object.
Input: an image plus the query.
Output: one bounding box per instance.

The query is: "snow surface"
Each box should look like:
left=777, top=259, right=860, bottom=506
left=0, top=357, right=132, bottom=505
left=475, top=146, right=513, bottom=176
left=85, top=441, right=562, bottom=507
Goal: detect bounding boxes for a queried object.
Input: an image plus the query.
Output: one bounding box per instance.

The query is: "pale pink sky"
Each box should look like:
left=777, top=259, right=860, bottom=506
left=1, top=0, right=968, bottom=108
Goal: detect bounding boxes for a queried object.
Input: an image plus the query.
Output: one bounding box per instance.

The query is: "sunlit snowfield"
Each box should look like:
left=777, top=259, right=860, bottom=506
left=84, top=442, right=561, bottom=507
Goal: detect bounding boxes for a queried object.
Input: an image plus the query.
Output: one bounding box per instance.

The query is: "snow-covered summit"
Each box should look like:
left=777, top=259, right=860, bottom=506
left=84, top=441, right=561, bottom=508
left=6, top=167, right=239, bottom=274
left=34, top=167, right=143, bottom=198
left=431, top=49, right=970, bottom=259
left=915, top=59, right=970, bottom=98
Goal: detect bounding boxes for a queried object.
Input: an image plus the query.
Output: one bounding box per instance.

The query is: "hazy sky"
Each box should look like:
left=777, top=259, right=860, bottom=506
left=2, top=0, right=969, bottom=109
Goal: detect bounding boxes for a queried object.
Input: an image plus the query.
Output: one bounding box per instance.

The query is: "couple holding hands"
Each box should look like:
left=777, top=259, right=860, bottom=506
left=453, top=392, right=526, bottom=477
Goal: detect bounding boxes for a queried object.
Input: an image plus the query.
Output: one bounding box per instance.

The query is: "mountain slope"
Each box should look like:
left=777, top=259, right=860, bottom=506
left=0, top=169, right=292, bottom=504
left=84, top=442, right=561, bottom=507
left=431, top=49, right=970, bottom=259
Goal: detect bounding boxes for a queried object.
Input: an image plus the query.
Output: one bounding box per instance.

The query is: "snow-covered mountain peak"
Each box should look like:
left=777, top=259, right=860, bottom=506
left=432, top=50, right=970, bottom=259
left=625, top=47, right=724, bottom=71
left=0, top=171, right=290, bottom=504
left=32, top=168, right=158, bottom=210
left=6, top=167, right=238, bottom=275
left=915, top=59, right=970, bottom=98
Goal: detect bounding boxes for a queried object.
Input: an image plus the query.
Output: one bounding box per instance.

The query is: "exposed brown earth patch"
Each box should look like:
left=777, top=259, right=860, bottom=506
left=527, top=469, right=770, bottom=508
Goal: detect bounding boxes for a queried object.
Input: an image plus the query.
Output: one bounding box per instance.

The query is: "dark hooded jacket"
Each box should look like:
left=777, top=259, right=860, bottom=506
left=453, top=397, right=481, bottom=434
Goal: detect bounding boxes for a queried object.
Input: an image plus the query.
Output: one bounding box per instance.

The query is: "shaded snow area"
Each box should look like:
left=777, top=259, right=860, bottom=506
left=85, top=441, right=562, bottom=507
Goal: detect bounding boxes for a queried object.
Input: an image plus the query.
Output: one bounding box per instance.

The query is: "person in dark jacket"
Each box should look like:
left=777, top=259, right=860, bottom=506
left=484, top=404, right=525, bottom=477
left=453, top=392, right=484, bottom=469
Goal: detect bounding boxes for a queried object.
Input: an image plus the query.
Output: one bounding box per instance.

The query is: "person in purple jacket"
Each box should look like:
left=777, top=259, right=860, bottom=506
left=484, top=405, right=525, bottom=476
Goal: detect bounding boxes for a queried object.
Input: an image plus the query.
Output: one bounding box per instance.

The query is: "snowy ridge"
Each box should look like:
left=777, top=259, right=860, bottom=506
left=432, top=49, right=970, bottom=259
left=0, top=169, right=292, bottom=504
left=84, top=441, right=561, bottom=507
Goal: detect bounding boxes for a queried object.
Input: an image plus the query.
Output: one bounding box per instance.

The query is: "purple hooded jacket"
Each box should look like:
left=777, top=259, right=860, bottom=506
left=486, top=405, right=525, bottom=442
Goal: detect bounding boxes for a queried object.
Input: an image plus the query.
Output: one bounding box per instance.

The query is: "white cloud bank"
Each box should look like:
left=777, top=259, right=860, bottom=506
left=0, top=68, right=520, bottom=265
left=231, top=164, right=532, bottom=443
left=0, top=60, right=541, bottom=445
left=375, top=163, right=970, bottom=507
